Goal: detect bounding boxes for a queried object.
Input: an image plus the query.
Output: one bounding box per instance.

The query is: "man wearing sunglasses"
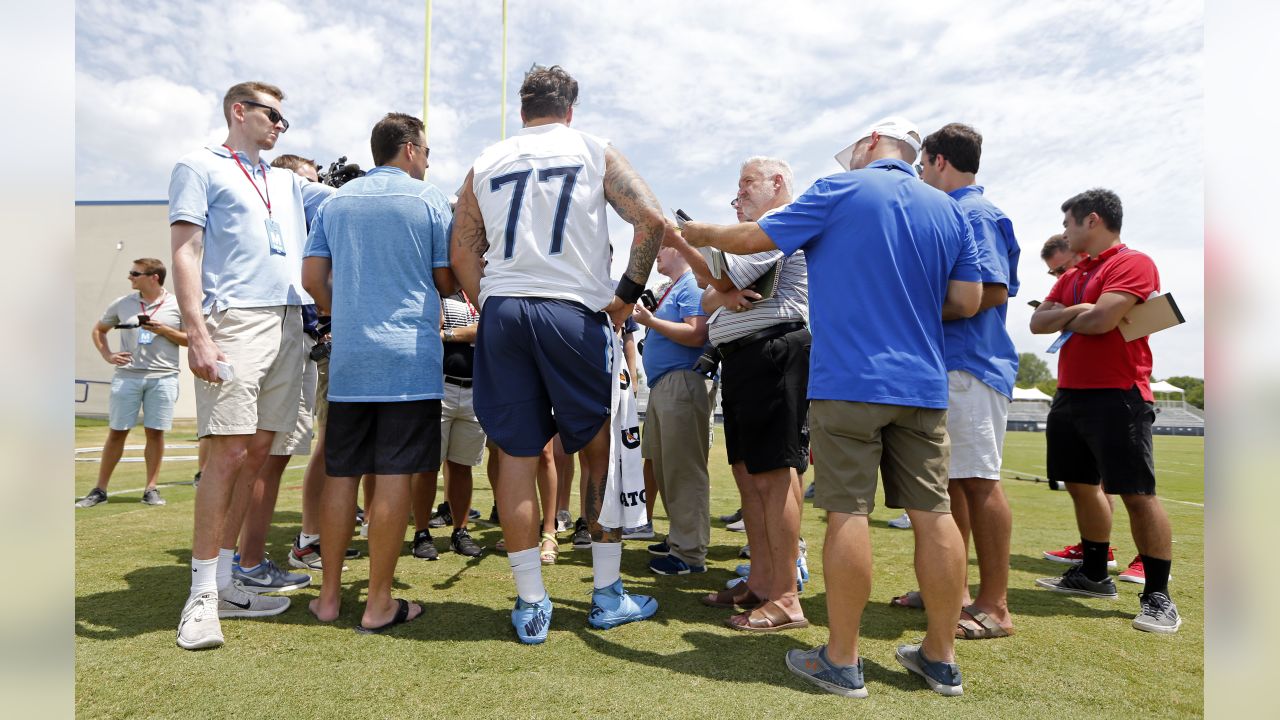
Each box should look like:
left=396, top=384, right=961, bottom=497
left=79, top=259, right=187, bottom=509
left=168, top=81, right=333, bottom=650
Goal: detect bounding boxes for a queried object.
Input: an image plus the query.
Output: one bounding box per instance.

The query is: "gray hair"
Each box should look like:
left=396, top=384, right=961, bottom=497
left=742, top=156, right=794, bottom=199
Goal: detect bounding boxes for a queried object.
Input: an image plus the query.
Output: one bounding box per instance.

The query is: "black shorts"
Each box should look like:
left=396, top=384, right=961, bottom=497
left=1046, top=387, right=1155, bottom=495
left=720, top=326, right=811, bottom=474
left=325, top=399, right=441, bottom=477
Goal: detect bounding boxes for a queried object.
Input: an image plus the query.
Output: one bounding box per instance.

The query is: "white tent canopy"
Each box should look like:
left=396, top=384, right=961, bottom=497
left=1012, top=386, right=1053, bottom=401
left=1150, top=380, right=1185, bottom=394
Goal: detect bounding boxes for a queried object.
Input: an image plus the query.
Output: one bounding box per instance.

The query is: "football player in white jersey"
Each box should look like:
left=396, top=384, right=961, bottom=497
left=451, top=65, right=672, bottom=644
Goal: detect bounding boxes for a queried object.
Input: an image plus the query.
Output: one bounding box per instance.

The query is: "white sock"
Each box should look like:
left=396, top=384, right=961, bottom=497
left=238, top=561, right=260, bottom=573
left=216, top=548, right=236, bottom=591
left=298, top=532, right=320, bottom=548
left=191, top=556, right=218, bottom=596
left=591, top=541, right=623, bottom=590
left=508, top=547, right=546, bottom=603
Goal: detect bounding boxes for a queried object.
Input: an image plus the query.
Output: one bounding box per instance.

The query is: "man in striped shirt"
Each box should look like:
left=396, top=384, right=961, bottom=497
left=670, top=157, right=812, bottom=631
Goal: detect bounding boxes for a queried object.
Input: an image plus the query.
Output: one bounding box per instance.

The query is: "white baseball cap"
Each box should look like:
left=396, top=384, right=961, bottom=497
left=834, top=115, right=922, bottom=170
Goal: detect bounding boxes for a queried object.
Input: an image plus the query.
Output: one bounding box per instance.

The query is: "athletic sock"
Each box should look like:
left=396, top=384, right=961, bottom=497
left=238, top=562, right=260, bottom=573
left=298, top=532, right=320, bottom=548
left=1141, top=555, right=1172, bottom=596
left=216, top=548, right=236, bottom=591
left=508, top=547, right=546, bottom=603
left=591, top=541, right=623, bottom=590
left=191, top=556, right=218, bottom=596
left=1081, top=538, right=1111, bottom=582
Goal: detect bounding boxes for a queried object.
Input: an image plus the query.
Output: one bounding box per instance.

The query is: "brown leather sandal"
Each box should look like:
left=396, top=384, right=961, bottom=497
left=724, top=600, right=809, bottom=633
left=700, top=584, right=764, bottom=610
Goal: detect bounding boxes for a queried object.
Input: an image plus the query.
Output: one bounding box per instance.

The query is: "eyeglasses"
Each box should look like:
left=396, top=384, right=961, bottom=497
left=128, top=270, right=153, bottom=277
left=1047, top=262, right=1071, bottom=277
left=913, top=162, right=924, bottom=176
left=405, top=141, right=430, bottom=160
left=729, top=198, right=739, bottom=208
left=240, top=100, right=290, bottom=132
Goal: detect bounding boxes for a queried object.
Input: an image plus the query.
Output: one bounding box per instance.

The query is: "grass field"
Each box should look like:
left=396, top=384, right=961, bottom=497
left=75, top=420, right=1203, bottom=718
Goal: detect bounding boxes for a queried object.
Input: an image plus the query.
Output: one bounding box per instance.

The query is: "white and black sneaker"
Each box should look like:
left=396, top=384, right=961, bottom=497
left=1132, top=591, right=1182, bottom=634
left=141, top=488, right=166, bottom=506
left=76, top=488, right=108, bottom=508
left=176, top=592, right=224, bottom=650
left=1035, top=565, right=1118, bottom=599
left=217, top=580, right=291, bottom=618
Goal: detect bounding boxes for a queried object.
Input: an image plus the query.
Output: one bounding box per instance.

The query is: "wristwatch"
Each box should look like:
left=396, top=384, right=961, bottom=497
left=444, top=328, right=455, bottom=342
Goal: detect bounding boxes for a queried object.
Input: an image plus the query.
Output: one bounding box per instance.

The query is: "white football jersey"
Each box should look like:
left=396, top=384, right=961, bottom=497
left=472, top=123, right=613, bottom=311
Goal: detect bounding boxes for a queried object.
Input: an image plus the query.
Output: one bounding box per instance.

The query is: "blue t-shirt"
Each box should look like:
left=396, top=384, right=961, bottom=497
left=759, top=159, right=980, bottom=409
left=641, top=271, right=707, bottom=388
left=304, top=166, right=453, bottom=402
left=944, top=185, right=1021, bottom=398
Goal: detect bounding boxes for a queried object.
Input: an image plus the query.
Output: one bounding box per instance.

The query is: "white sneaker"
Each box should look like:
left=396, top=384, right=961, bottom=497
left=217, top=580, right=290, bottom=618
left=726, top=518, right=746, bottom=532
left=887, top=512, right=912, bottom=529
left=177, top=592, right=224, bottom=650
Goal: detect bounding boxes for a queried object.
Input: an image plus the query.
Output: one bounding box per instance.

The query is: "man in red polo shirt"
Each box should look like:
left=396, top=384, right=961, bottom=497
left=1029, top=188, right=1181, bottom=634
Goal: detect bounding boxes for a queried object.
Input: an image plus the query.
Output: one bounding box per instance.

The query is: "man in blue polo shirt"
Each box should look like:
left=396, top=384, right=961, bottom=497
left=681, top=116, right=981, bottom=698
left=169, top=81, right=333, bottom=650
left=302, top=112, right=454, bottom=634
left=633, top=245, right=712, bottom=575
left=894, top=122, right=1020, bottom=641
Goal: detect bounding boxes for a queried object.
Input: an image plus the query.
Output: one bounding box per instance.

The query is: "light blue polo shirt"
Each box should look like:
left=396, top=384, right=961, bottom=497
left=944, top=185, right=1021, bottom=399
left=759, top=159, right=980, bottom=409
left=168, top=145, right=332, bottom=312
left=304, top=166, right=453, bottom=402
left=641, top=270, right=707, bottom=388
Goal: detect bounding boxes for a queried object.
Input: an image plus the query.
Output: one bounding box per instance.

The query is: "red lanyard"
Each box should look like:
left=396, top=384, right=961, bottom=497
left=460, top=290, right=478, bottom=319
left=1071, top=247, right=1126, bottom=305
left=655, top=281, right=679, bottom=310
left=223, top=144, right=272, bottom=217
left=139, top=290, right=167, bottom=315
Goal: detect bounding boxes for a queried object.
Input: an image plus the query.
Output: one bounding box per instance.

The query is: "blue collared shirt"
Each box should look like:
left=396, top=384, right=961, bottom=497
left=641, top=270, right=707, bottom=388
left=943, top=185, right=1021, bottom=398
left=168, top=145, right=332, bottom=312
left=759, top=158, right=980, bottom=409
left=304, top=166, right=453, bottom=402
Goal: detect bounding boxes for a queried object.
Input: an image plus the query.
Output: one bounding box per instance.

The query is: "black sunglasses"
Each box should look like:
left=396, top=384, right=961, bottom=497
left=241, top=100, right=290, bottom=132
left=128, top=270, right=153, bottom=277
left=405, top=141, right=430, bottom=160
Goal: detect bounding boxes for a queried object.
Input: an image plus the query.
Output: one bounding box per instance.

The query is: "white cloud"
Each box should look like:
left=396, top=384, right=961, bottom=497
left=76, top=0, right=1205, bottom=375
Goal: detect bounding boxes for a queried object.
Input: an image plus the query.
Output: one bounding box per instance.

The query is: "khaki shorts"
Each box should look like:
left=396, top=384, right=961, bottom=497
left=442, top=381, right=486, bottom=466
left=314, top=354, right=329, bottom=430
left=270, top=348, right=318, bottom=456
left=810, top=399, right=950, bottom=515
left=194, top=306, right=306, bottom=438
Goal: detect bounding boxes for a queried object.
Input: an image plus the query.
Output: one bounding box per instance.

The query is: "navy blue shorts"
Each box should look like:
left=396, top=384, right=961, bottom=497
left=473, top=296, right=612, bottom=457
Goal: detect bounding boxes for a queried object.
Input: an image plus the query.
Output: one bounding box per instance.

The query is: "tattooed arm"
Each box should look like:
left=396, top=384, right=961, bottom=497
left=450, top=169, right=489, bottom=305
left=601, top=147, right=676, bottom=327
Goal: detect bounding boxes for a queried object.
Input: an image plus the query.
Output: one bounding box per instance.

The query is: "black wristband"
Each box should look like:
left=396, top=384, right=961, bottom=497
left=615, top=275, right=645, bottom=304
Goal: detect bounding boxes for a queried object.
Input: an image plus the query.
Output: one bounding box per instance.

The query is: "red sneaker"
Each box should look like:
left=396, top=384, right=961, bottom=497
left=1118, top=556, right=1145, bottom=584
left=1043, top=543, right=1117, bottom=567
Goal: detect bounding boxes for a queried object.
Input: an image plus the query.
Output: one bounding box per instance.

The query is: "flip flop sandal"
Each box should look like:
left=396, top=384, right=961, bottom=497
left=889, top=590, right=925, bottom=610
left=724, top=600, right=809, bottom=633
left=955, top=604, right=1014, bottom=640
left=539, top=533, right=559, bottom=565
left=701, top=584, right=764, bottom=610
left=355, top=598, right=423, bottom=635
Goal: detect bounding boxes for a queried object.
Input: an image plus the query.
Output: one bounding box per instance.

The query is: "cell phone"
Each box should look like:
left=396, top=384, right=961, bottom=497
left=215, top=360, right=235, bottom=382
left=673, top=208, right=692, bottom=229
left=639, top=289, right=658, bottom=311
left=1027, top=300, right=1041, bottom=308
left=137, top=314, right=151, bottom=324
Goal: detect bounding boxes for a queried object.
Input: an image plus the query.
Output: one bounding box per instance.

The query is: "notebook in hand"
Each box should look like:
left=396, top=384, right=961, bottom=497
left=1119, top=292, right=1185, bottom=341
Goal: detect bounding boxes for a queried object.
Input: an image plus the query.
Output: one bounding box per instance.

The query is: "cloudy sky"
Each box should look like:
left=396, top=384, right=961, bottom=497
left=75, top=0, right=1204, bottom=378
